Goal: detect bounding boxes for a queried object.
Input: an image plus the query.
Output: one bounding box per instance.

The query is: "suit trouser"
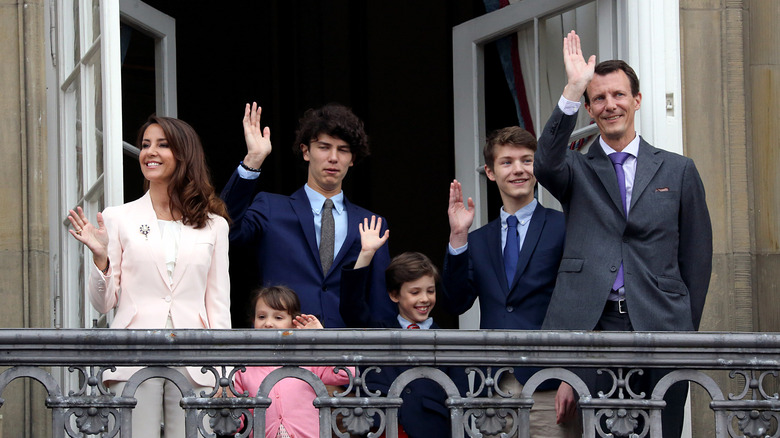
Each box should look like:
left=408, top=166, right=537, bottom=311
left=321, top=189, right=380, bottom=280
left=585, top=306, right=688, bottom=438
left=110, top=373, right=211, bottom=438
left=487, top=373, right=581, bottom=438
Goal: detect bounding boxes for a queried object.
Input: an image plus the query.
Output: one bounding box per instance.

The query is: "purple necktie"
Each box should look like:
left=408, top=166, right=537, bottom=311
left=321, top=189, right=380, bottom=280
left=610, top=152, right=630, bottom=290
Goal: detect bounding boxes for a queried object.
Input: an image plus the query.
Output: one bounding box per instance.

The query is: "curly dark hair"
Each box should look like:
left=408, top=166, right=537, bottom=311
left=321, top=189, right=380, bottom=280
left=136, top=115, right=230, bottom=229
left=292, top=103, right=370, bottom=163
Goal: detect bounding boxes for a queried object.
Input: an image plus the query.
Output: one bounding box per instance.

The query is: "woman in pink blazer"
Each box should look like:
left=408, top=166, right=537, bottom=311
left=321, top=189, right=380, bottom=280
left=68, top=115, right=231, bottom=437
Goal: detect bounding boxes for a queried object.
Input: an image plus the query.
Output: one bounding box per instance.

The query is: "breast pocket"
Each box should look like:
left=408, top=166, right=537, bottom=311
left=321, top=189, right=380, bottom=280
left=558, top=258, right=583, bottom=273
left=190, top=241, right=215, bottom=269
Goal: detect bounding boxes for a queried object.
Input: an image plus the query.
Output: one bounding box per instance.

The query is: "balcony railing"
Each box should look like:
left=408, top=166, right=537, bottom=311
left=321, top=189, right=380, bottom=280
left=2, top=329, right=779, bottom=437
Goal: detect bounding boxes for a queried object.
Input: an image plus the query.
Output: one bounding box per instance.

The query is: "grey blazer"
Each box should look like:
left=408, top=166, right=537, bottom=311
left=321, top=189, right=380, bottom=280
left=535, top=106, right=712, bottom=332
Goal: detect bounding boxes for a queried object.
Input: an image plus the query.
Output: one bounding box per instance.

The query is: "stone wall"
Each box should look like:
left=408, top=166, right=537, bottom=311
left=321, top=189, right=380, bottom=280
left=0, top=0, right=50, bottom=436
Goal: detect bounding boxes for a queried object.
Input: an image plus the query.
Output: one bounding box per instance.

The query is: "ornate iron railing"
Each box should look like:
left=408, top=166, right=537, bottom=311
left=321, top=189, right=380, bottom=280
left=1, top=329, right=779, bottom=437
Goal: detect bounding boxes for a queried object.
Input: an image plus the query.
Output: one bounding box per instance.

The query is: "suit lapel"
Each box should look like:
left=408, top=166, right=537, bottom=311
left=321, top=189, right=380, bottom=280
left=509, top=205, right=546, bottom=290
left=290, top=187, right=321, bottom=270
left=485, top=218, right=510, bottom=294
left=630, top=140, right=663, bottom=210
left=332, top=197, right=359, bottom=278
left=137, top=192, right=172, bottom=290
left=587, top=139, right=627, bottom=217
left=170, top=223, right=195, bottom=291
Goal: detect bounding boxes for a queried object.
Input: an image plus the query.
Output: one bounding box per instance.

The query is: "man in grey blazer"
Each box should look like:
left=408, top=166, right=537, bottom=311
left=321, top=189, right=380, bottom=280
left=535, top=31, right=713, bottom=437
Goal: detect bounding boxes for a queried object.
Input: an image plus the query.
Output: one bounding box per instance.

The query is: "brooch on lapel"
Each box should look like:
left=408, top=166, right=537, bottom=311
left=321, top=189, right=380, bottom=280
left=139, top=224, right=150, bottom=240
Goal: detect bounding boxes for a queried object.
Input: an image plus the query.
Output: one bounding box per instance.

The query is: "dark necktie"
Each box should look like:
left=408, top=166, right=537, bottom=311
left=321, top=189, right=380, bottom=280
left=407, top=323, right=420, bottom=329
left=320, top=199, right=335, bottom=274
left=610, top=152, right=630, bottom=290
left=504, top=215, right=519, bottom=287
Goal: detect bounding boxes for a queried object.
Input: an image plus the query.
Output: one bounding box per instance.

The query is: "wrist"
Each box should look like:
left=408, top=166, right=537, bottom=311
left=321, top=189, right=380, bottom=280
left=239, top=160, right=261, bottom=172
left=94, top=256, right=110, bottom=274
left=449, top=231, right=468, bottom=249
left=359, top=248, right=378, bottom=258
left=242, top=153, right=266, bottom=169
left=562, top=83, right=586, bottom=102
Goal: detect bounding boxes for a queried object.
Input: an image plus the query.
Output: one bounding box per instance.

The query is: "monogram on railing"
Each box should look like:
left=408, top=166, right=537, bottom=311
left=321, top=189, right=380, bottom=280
left=0, top=329, right=778, bottom=437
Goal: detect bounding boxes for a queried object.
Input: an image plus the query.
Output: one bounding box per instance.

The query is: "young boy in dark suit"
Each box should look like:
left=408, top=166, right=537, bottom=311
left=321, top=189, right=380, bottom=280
left=340, top=217, right=466, bottom=438
left=444, top=126, right=578, bottom=437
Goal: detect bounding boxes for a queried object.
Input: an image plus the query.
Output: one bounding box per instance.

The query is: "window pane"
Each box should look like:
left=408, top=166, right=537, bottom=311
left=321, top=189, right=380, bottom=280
left=91, top=0, right=101, bottom=43
left=78, top=243, right=85, bottom=327
left=120, top=24, right=157, bottom=143
left=93, top=59, right=104, bottom=178
left=64, top=80, right=84, bottom=202
left=72, top=0, right=80, bottom=68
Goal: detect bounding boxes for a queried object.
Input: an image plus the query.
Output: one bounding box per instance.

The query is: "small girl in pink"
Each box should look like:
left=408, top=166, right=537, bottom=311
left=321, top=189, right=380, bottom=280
left=233, top=285, right=352, bottom=438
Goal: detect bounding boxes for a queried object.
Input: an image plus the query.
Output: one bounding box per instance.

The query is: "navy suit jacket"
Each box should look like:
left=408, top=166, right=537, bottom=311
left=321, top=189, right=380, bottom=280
left=221, top=170, right=395, bottom=327
left=441, top=204, right=565, bottom=388
left=340, top=267, right=468, bottom=438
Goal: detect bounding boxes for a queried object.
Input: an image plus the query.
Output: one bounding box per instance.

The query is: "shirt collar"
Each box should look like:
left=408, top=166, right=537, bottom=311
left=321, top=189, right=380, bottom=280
left=599, top=133, right=641, bottom=158
left=304, top=184, right=345, bottom=214
left=500, top=198, right=538, bottom=228
left=397, top=315, right=433, bottom=330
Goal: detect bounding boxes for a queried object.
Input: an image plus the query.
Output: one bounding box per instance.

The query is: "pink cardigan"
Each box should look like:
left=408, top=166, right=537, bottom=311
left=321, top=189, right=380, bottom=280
left=234, top=366, right=352, bottom=438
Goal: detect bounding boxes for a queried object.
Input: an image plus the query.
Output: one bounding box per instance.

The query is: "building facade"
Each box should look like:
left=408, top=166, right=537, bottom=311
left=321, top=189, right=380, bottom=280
left=1, top=0, right=777, bottom=436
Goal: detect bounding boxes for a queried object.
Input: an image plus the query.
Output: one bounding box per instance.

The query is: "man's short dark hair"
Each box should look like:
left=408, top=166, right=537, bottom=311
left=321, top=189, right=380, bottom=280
left=483, top=126, right=537, bottom=170
left=385, top=252, right=440, bottom=296
left=292, top=103, right=370, bottom=163
left=584, top=60, right=640, bottom=105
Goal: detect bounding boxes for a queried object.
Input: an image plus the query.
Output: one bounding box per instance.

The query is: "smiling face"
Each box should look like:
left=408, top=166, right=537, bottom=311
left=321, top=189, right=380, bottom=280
left=585, top=69, right=642, bottom=150
left=485, top=144, right=536, bottom=214
left=301, top=133, right=354, bottom=197
left=253, top=299, right=295, bottom=329
left=139, top=123, right=177, bottom=186
left=390, top=274, right=436, bottom=324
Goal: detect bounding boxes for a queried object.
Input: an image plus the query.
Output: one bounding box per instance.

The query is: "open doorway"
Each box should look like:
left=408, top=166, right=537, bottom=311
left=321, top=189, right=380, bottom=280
left=125, top=1, right=495, bottom=328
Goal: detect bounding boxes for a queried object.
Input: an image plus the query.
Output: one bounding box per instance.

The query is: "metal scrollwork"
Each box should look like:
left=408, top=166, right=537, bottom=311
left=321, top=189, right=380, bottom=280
left=199, top=366, right=250, bottom=437
left=333, top=366, right=386, bottom=438
left=61, top=366, right=122, bottom=437
left=726, top=370, right=780, bottom=438
left=462, top=367, right=522, bottom=438
left=592, top=368, right=650, bottom=438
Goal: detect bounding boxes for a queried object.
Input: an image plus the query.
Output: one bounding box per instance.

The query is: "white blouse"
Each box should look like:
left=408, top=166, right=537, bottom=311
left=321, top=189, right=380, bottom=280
left=158, top=219, right=182, bottom=328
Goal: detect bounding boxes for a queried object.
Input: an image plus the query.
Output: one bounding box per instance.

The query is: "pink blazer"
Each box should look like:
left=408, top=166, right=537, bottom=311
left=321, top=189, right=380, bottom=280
left=89, top=192, right=231, bottom=385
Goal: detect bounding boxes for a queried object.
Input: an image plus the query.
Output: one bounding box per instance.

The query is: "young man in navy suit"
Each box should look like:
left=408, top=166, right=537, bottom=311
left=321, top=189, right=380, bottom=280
left=534, top=31, right=712, bottom=438
left=222, top=103, right=395, bottom=328
left=340, top=217, right=467, bottom=438
left=443, top=127, right=577, bottom=437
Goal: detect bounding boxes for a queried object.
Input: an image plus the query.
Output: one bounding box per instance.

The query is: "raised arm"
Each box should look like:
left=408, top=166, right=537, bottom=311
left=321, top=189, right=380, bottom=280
left=67, top=206, right=109, bottom=271
left=448, top=179, right=475, bottom=249
left=441, top=181, right=480, bottom=315
left=561, top=30, right=596, bottom=102
left=242, top=102, right=272, bottom=169
left=353, top=216, right=390, bottom=269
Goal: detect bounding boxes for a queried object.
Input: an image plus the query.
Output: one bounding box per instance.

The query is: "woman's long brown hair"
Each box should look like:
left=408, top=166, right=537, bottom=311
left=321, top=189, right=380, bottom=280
left=137, top=115, right=229, bottom=228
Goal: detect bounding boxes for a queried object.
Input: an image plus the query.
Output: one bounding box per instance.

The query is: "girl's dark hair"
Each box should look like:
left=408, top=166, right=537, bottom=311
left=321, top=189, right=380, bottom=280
left=248, top=285, right=302, bottom=325
left=137, top=115, right=230, bottom=228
